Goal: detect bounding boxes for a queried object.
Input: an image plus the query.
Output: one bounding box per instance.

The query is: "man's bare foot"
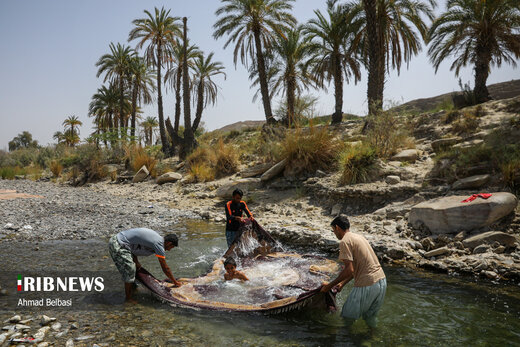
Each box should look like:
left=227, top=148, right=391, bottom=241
left=125, top=298, right=138, bottom=304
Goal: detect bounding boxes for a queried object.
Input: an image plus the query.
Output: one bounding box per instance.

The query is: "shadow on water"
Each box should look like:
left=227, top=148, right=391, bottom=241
left=2, top=219, right=520, bottom=346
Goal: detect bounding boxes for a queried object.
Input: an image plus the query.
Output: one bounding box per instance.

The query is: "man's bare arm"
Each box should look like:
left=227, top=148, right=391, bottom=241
left=320, top=260, right=354, bottom=292
left=132, top=254, right=141, bottom=269
left=158, top=257, right=181, bottom=286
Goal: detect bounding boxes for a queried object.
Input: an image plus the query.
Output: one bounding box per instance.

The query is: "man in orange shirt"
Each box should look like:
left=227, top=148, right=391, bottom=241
left=224, top=189, right=253, bottom=247
left=321, top=215, right=387, bottom=328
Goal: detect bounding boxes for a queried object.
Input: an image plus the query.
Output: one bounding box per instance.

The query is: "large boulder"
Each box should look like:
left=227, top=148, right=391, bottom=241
left=260, top=159, right=287, bottom=181
left=408, top=192, right=518, bottom=234
left=215, top=178, right=261, bottom=199
left=391, top=149, right=419, bottom=163
left=132, top=165, right=149, bottom=183
left=156, top=172, right=182, bottom=185
left=240, top=163, right=273, bottom=178
left=462, top=231, right=518, bottom=250
left=452, top=174, right=490, bottom=190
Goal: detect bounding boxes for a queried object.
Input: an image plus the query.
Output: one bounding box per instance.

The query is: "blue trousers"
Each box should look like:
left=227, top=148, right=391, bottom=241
left=225, top=230, right=237, bottom=247
left=341, top=278, right=387, bottom=328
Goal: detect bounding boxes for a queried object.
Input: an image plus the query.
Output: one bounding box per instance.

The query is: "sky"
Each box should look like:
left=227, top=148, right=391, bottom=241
left=0, top=0, right=518, bottom=149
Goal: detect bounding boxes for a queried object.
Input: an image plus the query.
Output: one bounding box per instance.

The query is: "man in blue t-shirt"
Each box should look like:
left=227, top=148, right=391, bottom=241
left=108, top=227, right=181, bottom=303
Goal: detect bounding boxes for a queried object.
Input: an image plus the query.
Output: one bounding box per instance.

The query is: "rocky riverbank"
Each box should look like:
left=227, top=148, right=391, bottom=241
left=2, top=175, right=520, bottom=284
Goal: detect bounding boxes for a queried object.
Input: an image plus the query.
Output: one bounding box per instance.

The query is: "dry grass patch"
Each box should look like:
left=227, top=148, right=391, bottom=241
left=281, top=127, right=341, bottom=175
left=49, top=160, right=63, bottom=178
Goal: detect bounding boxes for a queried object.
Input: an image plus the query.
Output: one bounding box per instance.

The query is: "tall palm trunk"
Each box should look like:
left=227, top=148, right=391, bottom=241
left=173, top=70, right=183, bottom=150
left=192, top=79, right=204, bottom=132
left=181, top=17, right=195, bottom=158
left=119, top=78, right=126, bottom=139
left=130, top=82, right=138, bottom=142
left=364, top=0, right=382, bottom=115
left=331, top=51, right=343, bottom=125
left=253, top=26, right=275, bottom=124
left=156, top=44, right=170, bottom=155
left=287, top=75, right=296, bottom=128
left=474, top=43, right=492, bottom=103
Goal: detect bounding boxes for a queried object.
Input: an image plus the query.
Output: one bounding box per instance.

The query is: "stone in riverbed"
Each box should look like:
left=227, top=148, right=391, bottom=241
left=473, top=244, right=490, bottom=254
left=215, top=178, right=261, bottom=198
left=462, top=231, right=518, bottom=250
left=451, top=174, right=490, bottom=190
left=385, top=175, right=401, bottom=185
left=391, top=149, right=419, bottom=163
left=0, top=334, right=6, bottom=345
left=424, top=246, right=450, bottom=258
left=408, top=192, right=518, bottom=234
left=156, top=172, right=182, bottom=185
left=132, top=165, right=149, bottom=183
left=260, top=159, right=287, bottom=181
left=40, top=315, right=55, bottom=326
left=65, top=339, right=74, bottom=347
left=5, top=315, right=21, bottom=323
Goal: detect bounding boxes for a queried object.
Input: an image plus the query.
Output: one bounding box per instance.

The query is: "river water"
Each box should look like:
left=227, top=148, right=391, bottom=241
left=2, top=219, right=520, bottom=346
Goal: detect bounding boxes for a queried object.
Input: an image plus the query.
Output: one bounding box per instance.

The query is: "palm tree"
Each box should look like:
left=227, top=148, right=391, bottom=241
left=268, top=27, right=316, bottom=127
left=192, top=52, right=226, bottom=133
left=96, top=42, right=135, bottom=138
left=213, top=0, right=296, bottom=124
left=428, top=0, right=520, bottom=103
left=128, top=56, right=156, bottom=141
left=64, top=129, right=80, bottom=147
left=129, top=7, right=181, bottom=155
left=53, top=131, right=65, bottom=145
left=63, top=115, right=82, bottom=135
left=355, top=0, right=436, bottom=114
left=88, top=84, right=128, bottom=146
left=164, top=38, right=201, bottom=152
left=304, top=0, right=362, bottom=125
left=141, top=116, right=159, bottom=146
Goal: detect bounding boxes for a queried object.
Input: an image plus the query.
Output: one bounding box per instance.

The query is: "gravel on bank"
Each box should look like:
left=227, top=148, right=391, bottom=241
left=0, top=180, right=199, bottom=242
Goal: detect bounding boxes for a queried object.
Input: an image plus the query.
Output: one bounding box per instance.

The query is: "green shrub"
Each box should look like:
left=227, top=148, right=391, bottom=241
left=339, top=143, right=377, bottom=185
left=0, top=166, right=26, bottom=179
left=8, top=148, right=38, bottom=167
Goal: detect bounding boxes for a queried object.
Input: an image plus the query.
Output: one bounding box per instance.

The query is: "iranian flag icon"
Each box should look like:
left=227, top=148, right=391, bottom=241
left=17, top=275, right=22, bottom=291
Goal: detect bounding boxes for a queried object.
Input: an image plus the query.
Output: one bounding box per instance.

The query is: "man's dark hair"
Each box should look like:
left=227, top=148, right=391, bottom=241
left=232, top=189, right=243, bottom=197
left=224, top=257, right=236, bottom=267
left=164, top=234, right=179, bottom=247
left=331, top=215, right=350, bottom=231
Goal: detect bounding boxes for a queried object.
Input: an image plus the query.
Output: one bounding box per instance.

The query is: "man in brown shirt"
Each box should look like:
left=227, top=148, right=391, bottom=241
left=321, top=215, right=387, bottom=328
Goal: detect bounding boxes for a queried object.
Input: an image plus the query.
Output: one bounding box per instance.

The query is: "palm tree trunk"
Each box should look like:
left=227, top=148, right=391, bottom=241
left=331, top=52, right=343, bottom=125
left=156, top=44, right=170, bottom=155
left=119, top=78, right=125, bottom=139
left=165, top=117, right=176, bottom=155
left=474, top=45, right=491, bottom=104
left=253, top=26, right=275, bottom=124
left=181, top=17, right=195, bottom=159
left=287, top=76, right=296, bottom=128
left=173, top=70, right=182, bottom=151
left=363, top=0, right=382, bottom=115
left=192, top=80, right=204, bottom=132
left=130, top=82, right=138, bottom=142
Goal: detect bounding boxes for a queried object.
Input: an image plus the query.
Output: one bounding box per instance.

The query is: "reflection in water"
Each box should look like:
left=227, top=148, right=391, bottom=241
left=1, top=220, right=520, bottom=346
